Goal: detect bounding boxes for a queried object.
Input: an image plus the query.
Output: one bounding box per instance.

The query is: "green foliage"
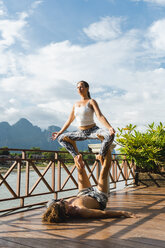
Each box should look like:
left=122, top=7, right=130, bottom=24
left=27, top=147, right=41, bottom=158
left=42, top=151, right=55, bottom=160
left=116, top=122, right=165, bottom=171
left=58, top=148, right=95, bottom=163
left=0, top=146, right=10, bottom=156
left=83, top=150, right=95, bottom=163
left=58, top=147, right=73, bottom=161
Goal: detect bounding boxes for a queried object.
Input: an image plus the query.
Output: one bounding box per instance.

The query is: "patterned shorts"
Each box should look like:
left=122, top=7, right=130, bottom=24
left=77, top=187, right=108, bottom=210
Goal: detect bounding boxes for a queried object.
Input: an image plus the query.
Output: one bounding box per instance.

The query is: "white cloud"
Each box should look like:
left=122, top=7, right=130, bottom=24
left=147, top=19, right=165, bottom=52
left=0, top=12, right=28, bottom=48
left=0, top=0, right=7, bottom=16
left=5, top=107, right=19, bottom=115
left=83, top=16, right=124, bottom=41
left=132, top=0, right=165, bottom=6
left=31, top=0, right=43, bottom=9
left=0, top=5, right=164, bottom=129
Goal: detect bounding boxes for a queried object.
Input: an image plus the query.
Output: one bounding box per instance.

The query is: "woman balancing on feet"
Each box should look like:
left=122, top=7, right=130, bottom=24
left=42, top=81, right=135, bottom=223
left=53, top=80, right=115, bottom=168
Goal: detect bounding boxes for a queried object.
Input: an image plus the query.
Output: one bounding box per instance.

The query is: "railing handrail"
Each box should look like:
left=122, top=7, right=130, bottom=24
left=0, top=149, right=136, bottom=214
left=0, top=147, right=128, bottom=156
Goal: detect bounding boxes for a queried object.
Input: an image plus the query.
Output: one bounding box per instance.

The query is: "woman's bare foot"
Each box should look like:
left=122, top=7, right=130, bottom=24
left=74, top=154, right=85, bottom=169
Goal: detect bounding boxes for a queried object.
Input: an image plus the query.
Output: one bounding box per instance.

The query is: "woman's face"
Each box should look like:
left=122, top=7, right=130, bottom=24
left=77, top=82, right=88, bottom=96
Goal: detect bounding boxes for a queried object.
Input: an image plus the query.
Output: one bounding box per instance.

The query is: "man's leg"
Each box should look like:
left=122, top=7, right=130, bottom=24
left=74, top=155, right=91, bottom=191
left=58, top=131, right=91, bottom=190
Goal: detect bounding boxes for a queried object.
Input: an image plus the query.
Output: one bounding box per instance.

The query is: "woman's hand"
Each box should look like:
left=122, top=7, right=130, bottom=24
left=109, top=127, right=115, bottom=135
left=51, top=132, right=61, bottom=140
left=51, top=105, right=75, bottom=141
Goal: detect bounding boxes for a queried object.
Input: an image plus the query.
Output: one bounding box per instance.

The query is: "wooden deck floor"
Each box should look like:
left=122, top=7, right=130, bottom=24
left=0, top=186, right=165, bottom=248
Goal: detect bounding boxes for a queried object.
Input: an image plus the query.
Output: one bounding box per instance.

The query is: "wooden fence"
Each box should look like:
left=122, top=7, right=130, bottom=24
left=0, top=148, right=136, bottom=214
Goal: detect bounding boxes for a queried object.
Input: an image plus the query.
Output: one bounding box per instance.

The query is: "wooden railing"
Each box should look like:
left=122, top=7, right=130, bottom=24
left=0, top=148, right=136, bottom=214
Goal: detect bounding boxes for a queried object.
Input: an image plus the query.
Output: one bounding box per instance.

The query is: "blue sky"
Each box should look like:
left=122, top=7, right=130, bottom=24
left=0, top=0, right=165, bottom=130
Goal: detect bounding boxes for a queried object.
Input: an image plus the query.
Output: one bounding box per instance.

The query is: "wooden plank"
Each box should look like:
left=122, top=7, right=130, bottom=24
left=0, top=187, right=165, bottom=248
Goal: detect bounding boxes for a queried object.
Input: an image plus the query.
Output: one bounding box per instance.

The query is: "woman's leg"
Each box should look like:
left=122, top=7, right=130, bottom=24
left=96, top=129, right=114, bottom=158
left=86, top=126, right=114, bottom=165
left=58, top=130, right=86, bottom=158
left=86, top=126, right=114, bottom=158
left=58, top=130, right=87, bottom=168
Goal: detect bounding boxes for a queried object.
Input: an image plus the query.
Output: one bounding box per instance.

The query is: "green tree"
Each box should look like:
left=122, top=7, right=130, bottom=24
left=83, top=150, right=95, bottom=163
left=27, top=147, right=41, bottom=158
left=58, top=147, right=73, bottom=161
left=0, top=146, right=10, bottom=156
left=116, top=122, right=165, bottom=171
left=42, top=151, right=55, bottom=160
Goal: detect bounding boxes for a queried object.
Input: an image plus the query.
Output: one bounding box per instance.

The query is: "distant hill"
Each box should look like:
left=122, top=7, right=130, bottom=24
left=0, top=118, right=100, bottom=151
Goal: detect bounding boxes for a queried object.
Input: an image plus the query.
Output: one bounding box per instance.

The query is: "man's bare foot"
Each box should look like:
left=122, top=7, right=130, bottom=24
left=95, top=154, right=104, bottom=166
left=74, top=154, right=85, bottom=169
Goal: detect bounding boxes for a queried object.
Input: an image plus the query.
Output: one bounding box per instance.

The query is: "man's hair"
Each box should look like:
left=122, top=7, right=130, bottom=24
left=42, top=200, right=68, bottom=223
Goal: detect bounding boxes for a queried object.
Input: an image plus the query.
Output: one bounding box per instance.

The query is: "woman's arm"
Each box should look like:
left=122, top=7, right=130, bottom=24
left=52, top=105, right=75, bottom=140
left=90, top=99, right=115, bottom=135
left=78, top=208, right=136, bottom=218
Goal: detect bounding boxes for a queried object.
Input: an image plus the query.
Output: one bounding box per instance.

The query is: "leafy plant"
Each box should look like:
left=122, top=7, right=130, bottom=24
left=58, top=147, right=73, bottom=161
left=27, top=147, right=41, bottom=158
left=0, top=146, right=10, bottom=156
left=116, top=122, right=165, bottom=171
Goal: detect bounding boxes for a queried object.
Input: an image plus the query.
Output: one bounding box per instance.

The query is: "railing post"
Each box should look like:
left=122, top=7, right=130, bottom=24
left=20, top=198, right=24, bottom=208
left=132, top=159, right=136, bottom=184
left=112, top=155, right=117, bottom=189
left=124, top=156, right=128, bottom=186
left=57, top=160, right=61, bottom=192
left=134, top=161, right=139, bottom=186
left=26, top=161, right=30, bottom=196
left=17, top=160, right=21, bottom=197
left=52, top=152, right=58, bottom=192
left=22, top=150, right=26, bottom=159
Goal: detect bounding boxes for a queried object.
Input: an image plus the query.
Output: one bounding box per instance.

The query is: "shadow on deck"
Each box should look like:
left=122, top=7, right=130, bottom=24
left=0, top=186, right=165, bottom=248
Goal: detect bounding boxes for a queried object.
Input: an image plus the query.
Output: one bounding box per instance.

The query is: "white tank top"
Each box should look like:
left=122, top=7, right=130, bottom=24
left=74, top=100, right=95, bottom=127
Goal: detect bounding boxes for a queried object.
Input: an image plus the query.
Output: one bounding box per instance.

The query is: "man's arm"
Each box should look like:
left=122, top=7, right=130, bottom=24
left=78, top=208, right=135, bottom=218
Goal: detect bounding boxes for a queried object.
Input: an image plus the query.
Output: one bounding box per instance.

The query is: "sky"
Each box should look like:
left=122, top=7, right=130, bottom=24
left=0, top=0, right=165, bottom=131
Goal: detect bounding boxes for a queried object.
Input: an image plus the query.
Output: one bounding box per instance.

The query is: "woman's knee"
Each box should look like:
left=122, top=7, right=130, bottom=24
left=97, top=129, right=115, bottom=143
left=106, top=133, right=115, bottom=144
left=58, top=133, right=65, bottom=143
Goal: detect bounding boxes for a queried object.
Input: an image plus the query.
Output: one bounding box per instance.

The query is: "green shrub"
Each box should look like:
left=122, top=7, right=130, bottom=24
left=116, top=122, right=165, bottom=171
